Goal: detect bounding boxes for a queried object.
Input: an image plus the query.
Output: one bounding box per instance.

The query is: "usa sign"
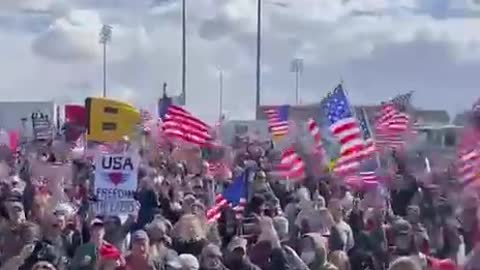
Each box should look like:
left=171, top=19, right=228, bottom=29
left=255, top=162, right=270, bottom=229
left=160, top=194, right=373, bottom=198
left=94, top=152, right=139, bottom=216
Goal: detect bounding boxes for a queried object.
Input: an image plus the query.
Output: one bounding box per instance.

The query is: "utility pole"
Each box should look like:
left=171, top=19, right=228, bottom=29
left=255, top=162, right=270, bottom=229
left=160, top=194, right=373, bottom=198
left=181, top=0, right=187, bottom=104
left=290, top=58, right=304, bottom=105
left=218, top=69, right=224, bottom=120
left=255, top=0, right=262, bottom=119
left=99, top=24, right=112, bottom=98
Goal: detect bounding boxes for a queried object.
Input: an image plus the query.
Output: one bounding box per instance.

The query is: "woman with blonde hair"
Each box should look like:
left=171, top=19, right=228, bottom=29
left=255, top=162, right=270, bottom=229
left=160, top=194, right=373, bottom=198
left=328, top=251, right=350, bottom=270
left=388, top=256, right=422, bottom=270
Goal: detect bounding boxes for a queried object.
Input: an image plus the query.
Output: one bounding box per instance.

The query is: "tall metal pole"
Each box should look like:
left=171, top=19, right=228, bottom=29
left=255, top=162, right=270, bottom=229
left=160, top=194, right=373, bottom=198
left=219, top=70, right=224, bottom=120
left=255, top=0, right=262, bottom=119
left=290, top=58, right=303, bottom=105
left=295, top=69, right=299, bottom=104
left=103, top=42, right=107, bottom=97
left=99, top=24, right=112, bottom=98
left=181, top=0, right=187, bottom=104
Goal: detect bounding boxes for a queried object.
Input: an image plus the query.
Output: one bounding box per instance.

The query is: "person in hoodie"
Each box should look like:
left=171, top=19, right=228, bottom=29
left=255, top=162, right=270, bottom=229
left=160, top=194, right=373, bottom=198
left=224, top=237, right=260, bottom=270
left=299, top=233, right=338, bottom=270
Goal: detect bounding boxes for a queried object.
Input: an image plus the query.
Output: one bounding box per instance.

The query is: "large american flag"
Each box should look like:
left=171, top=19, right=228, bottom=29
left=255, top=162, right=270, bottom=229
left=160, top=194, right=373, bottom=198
left=264, top=105, right=290, bottom=140
left=322, top=85, right=364, bottom=175
left=276, top=146, right=306, bottom=180
left=206, top=171, right=248, bottom=223
left=162, top=105, right=212, bottom=146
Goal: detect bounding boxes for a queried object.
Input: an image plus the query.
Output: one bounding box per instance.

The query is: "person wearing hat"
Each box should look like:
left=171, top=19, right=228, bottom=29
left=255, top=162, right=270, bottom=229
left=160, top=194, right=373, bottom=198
left=70, top=218, right=111, bottom=270
left=389, top=218, right=428, bottom=269
left=224, top=237, right=260, bottom=270
left=178, top=254, right=199, bottom=270
left=125, top=230, right=162, bottom=270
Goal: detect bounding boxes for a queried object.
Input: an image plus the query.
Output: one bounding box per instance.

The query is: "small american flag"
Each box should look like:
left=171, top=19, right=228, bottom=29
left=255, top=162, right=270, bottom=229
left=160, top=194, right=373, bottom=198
left=345, top=171, right=379, bottom=187
left=357, top=108, right=376, bottom=158
left=207, top=160, right=228, bottom=178
left=277, top=146, right=306, bottom=180
left=162, top=105, right=212, bottom=146
left=264, top=105, right=290, bottom=140
left=390, top=91, right=413, bottom=111
left=374, top=103, right=409, bottom=151
left=322, top=85, right=365, bottom=175
left=306, top=118, right=328, bottom=164
left=206, top=171, right=248, bottom=223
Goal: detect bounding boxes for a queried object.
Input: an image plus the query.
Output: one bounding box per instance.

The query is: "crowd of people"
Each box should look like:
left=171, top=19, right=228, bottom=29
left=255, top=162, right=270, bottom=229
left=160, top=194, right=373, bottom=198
left=0, top=128, right=478, bottom=270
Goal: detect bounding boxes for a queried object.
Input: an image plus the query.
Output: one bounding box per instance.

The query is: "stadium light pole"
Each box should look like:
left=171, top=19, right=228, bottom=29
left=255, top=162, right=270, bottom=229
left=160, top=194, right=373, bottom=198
left=181, top=0, right=187, bottom=104
left=99, top=24, right=112, bottom=98
left=255, top=0, right=262, bottom=119
left=290, top=58, right=304, bottom=105
left=218, top=68, right=224, bottom=120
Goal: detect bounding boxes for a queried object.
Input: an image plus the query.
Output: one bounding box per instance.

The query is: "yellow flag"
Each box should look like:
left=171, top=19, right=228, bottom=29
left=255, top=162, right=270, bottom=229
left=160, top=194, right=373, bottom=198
left=85, top=97, right=140, bottom=143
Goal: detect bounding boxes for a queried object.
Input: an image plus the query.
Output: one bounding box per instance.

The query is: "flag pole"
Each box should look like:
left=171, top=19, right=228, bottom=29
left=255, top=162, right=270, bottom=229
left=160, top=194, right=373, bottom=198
left=361, top=108, right=382, bottom=168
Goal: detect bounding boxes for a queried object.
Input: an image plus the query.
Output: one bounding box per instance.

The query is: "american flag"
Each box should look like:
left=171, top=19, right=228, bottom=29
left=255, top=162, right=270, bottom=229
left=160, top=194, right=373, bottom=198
left=390, top=91, right=413, bottom=111
left=207, top=160, right=228, bottom=178
left=456, top=121, right=480, bottom=187
left=276, top=146, right=306, bottom=180
left=139, top=109, right=155, bottom=132
left=162, top=105, right=212, bottom=146
left=306, top=118, right=328, bottom=162
left=357, top=108, right=376, bottom=158
left=206, top=171, right=248, bottom=223
left=456, top=148, right=480, bottom=187
left=345, top=171, right=379, bottom=188
left=374, top=103, right=409, bottom=151
left=264, top=105, right=290, bottom=140
left=322, top=85, right=365, bottom=175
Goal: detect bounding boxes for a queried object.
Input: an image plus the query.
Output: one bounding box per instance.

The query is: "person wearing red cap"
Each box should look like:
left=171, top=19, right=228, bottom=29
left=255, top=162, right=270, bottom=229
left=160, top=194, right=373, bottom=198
left=71, top=218, right=116, bottom=270
left=427, top=257, right=457, bottom=270
left=97, top=243, right=124, bottom=270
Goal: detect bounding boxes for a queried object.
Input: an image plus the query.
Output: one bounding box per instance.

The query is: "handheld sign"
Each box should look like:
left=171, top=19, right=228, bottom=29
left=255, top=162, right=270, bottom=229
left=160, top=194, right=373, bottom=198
left=94, top=152, right=139, bottom=216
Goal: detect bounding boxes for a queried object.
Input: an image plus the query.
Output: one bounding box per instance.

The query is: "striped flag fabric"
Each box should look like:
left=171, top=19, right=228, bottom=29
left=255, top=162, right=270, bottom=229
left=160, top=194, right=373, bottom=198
left=306, top=118, right=329, bottom=164
left=345, top=171, right=379, bottom=188
left=276, top=146, right=306, bottom=180
left=456, top=122, right=480, bottom=187
left=456, top=148, right=480, bottom=187
left=264, top=105, right=290, bottom=140
left=206, top=171, right=248, bottom=223
left=357, top=108, right=377, bottom=158
left=374, top=103, right=410, bottom=151
left=162, top=105, right=212, bottom=146
left=207, top=160, right=228, bottom=178
left=321, top=85, right=365, bottom=175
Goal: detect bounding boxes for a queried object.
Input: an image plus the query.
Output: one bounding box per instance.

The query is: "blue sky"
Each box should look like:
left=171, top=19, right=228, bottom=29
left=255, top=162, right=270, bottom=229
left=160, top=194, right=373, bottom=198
left=0, top=0, right=479, bottom=122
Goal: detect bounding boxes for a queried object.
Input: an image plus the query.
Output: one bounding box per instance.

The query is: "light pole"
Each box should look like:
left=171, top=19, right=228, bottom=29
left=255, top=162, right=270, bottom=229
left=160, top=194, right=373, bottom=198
left=290, top=58, right=304, bottom=105
left=99, top=24, right=112, bottom=98
left=255, top=0, right=262, bottom=119
left=218, top=69, right=224, bottom=120
left=181, top=0, right=187, bottom=104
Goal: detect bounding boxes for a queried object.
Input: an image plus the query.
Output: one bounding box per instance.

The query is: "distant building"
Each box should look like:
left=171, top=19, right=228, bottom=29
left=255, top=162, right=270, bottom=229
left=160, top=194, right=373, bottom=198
left=0, top=101, right=56, bottom=139
left=257, top=104, right=450, bottom=127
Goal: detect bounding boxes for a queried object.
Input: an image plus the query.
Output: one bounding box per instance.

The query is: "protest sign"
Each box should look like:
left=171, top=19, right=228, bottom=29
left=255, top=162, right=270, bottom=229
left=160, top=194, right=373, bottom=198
left=94, top=151, right=139, bottom=216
